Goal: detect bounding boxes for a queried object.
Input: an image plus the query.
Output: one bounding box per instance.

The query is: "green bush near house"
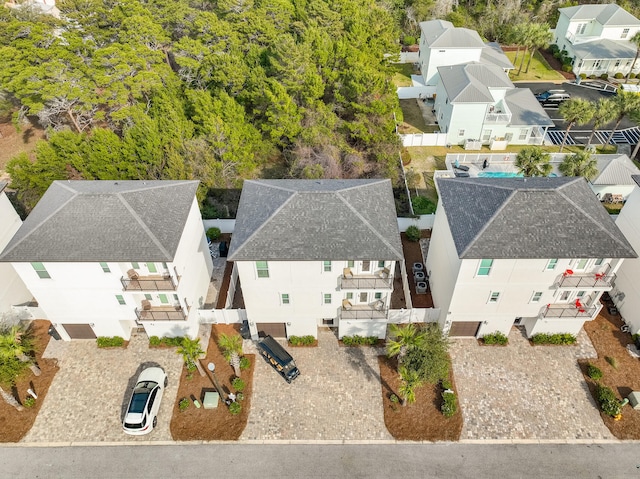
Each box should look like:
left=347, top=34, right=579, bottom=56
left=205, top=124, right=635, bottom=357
left=531, top=333, right=576, bottom=345
left=149, top=336, right=161, bottom=347
left=482, top=331, right=508, bottom=345
left=614, top=72, right=624, bottom=79
left=605, top=356, right=618, bottom=369
left=149, top=336, right=184, bottom=347
left=411, top=196, right=436, bottom=215
left=288, top=335, right=315, bottom=346
left=96, top=336, right=125, bottom=348
left=179, top=397, right=189, bottom=412
left=406, top=225, right=421, bottom=242
left=342, top=335, right=379, bottom=346
left=441, top=390, right=457, bottom=418
left=587, top=364, right=603, bottom=381
left=402, top=35, right=416, bottom=45
left=600, top=73, right=609, bottom=80
left=596, top=384, right=621, bottom=417
left=231, top=377, right=246, bottom=392
left=23, top=397, right=36, bottom=408
left=206, top=227, right=221, bottom=241
left=239, top=356, right=251, bottom=370
left=229, top=401, right=242, bottom=415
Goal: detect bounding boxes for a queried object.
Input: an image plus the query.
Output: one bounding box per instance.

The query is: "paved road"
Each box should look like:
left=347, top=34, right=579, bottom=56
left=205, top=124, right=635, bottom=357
left=1, top=443, right=638, bottom=478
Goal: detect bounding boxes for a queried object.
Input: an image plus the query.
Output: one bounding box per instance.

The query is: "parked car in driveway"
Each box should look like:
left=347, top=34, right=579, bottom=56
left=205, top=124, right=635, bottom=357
left=535, top=90, right=571, bottom=107
left=123, top=367, right=167, bottom=435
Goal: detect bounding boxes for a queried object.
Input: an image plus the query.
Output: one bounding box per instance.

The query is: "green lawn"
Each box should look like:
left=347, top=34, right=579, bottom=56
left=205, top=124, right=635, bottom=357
left=398, top=99, right=429, bottom=133
left=506, top=50, right=565, bottom=82
left=390, top=63, right=416, bottom=87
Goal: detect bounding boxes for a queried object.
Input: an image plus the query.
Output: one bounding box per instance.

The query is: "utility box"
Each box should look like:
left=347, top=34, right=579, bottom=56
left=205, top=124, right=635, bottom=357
left=628, top=391, right=640, bottom=410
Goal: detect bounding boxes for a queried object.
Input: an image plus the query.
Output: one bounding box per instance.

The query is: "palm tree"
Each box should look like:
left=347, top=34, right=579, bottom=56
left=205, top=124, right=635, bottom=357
left=0, top=325, right=40, bottom=376
left=508, top=23, right=528, bottom=67
left=177, top=337, right=206, bottom=377
left=587, top=98, right=617, bottom=147
left=386, top=323, right=426, bottom=373
left=625, top=31, right=640, bottom=83
left=604, top=91, right=640, bottom=147
left=514, top=146, right=552, bottom=177
left=558, top=98, right=595, bottom=152
left=558, top=150, right=599, bottom=180
left=398, top=366, right=422, bottom=407
left=218, top=333, right=243, bottom=377
left=525, top=24, right=553, bottom=73
left=516, top=23, right=534, bottom=75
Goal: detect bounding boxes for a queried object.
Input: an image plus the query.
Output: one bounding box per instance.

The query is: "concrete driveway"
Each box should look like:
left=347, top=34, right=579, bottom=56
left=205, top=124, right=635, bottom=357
left=241, top=329, right=391, bottom=441
left=24, top=333, right=183, bottom=443
left=450, top=328, right=613, bottom=440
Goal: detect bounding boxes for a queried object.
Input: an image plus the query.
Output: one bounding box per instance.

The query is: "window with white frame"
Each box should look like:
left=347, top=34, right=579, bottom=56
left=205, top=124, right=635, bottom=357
left=531, top=291, right=543, bottom=303
left=482, top=129, right=492, bottom=142
left=378, top=261, right=385, bottom=268
left=546, top=259, right=558, bottom=270
left=256, top=261, right=269, bottom=278
left=477, top=259, right=493, bottom=276
left=346, top=292, right=353, bottom=300
left=594, top=258, right=604, bottom=266
left=323, top=293, right=332, bottom=304
left=488, top=292, right=500, bottom=303
left=576, top=291, right=586, bottom=299
left=347, top=260, right=355, bottom=268
left=375, top=292, right=383, bottom=300
left=281, top=293, right=290, bottom=305
left=31, top=262, right=51, bottom=279
left=518, top=128, right=528, bottom=141
left=323, top=261, right=332, bottom=272
left=115, top=294, right=126, bottom=305
left=99, top=262, right=110, bottom=273
left=458, top=129, right=465, bottom=136
left=575, top=258, right=588, bottom=270
left=622, top=28, right=630, bottom=39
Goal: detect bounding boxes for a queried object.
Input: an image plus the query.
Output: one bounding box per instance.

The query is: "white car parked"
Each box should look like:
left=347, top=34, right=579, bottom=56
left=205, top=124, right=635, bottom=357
left=123, top=367, right=167, bottom=435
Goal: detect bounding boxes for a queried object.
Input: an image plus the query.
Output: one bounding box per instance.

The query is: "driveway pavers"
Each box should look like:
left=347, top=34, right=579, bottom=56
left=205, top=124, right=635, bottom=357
left=241, top=329, right=392, bottom=441
left=24, top=333, right=182, bottom=443
left=450, top=328, right=613, bottom=440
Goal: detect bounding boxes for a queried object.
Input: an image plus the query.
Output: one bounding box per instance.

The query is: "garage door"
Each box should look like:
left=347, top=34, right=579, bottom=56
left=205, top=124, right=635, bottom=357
left=62, top=323, right=97, bottom=339
left=256, top=323, right=286, bottom=338
left=448, top=321, right=481, bottom=337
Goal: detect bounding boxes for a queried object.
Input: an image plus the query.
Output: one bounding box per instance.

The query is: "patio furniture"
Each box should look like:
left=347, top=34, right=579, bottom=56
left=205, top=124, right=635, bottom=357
left=454, top=171, right=470, bottom=177
left=455, top=164, right=470, bottom=172
left=343, top=268, right=354, bottom=279
left=342, top=299, right=353, bottom=310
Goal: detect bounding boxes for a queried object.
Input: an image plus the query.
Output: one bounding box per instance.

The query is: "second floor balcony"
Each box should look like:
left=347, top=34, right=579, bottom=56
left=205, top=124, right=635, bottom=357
left=135, top=305, right=186, bottom=321
left=541, top=302, right=600, bottom=319
left=341, top=299, right=388, bottom=320
left=556, top=268, right=615, bottom=290
left=121, top=273, right=177, bottom=291
left=484, top=112, right=511, bottom=124
left=341, top=268, right=392, bottom=290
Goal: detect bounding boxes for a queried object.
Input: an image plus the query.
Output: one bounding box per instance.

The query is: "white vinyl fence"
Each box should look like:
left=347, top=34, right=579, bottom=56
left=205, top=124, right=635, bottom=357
left=401, top=132, right=448, bottom=147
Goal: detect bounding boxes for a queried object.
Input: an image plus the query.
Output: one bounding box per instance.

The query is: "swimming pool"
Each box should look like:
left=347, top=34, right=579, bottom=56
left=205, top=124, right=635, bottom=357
left=478, top=172, right=558, bottom=178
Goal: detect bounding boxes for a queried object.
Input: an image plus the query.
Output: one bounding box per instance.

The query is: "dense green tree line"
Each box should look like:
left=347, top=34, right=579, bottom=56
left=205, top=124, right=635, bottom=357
left=0, top=0, right=401, bottom=208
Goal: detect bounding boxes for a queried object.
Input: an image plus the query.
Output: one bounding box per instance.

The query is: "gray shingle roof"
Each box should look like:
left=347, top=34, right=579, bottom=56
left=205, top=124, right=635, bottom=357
left=505, top=89, right=555, bottom=127
left=0, top=180, right=199, bottom=262
left=436, top=177, right=637, bottom=259
left=438, top=63, right=513, bottom=103
left=593, top=154, right=640, bottom=185
left=419, top=20, right=485, bottom=49
left=228, top=179, right=403, bottom=261
left=572, top=38, right=637, bottom=60
left=560, top=4, right=640, bottom=26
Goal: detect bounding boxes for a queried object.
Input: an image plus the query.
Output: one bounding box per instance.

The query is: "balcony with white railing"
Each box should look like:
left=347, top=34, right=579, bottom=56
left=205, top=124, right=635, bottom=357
left=541, top=301, right=601, bottom=319
left=340, top=299, right=388, bottom=320
left=135, top=306, right=186, bottom=321
left=340, top=268, right=392, bottom=290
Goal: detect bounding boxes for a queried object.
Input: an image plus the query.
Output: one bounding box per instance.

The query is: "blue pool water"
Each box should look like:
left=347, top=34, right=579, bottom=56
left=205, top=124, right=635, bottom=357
left=478, top=172, right=558, bottom=178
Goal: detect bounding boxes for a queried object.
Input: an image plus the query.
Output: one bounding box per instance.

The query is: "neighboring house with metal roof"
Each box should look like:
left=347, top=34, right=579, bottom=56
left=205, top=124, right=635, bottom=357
left=552, top=4, right=640, bottom=77
left=589, top=154, right=640, bottom=200
left=425, top=176, right=636, bottom=339
left=611, top=176, right=640, bottom=334
left=0, top=182, right=31, bottom=323
left=0, top=180, right=213, bottom=340
left=418, top=20, right=514, bottom=87
left=433, top=63, right=554, bottom=147
left=227, top=179, right=405, bottom=340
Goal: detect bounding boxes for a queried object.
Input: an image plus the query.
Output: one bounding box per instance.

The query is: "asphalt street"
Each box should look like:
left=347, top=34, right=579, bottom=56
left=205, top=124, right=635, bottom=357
left=1, top=442, right=639, bottom=479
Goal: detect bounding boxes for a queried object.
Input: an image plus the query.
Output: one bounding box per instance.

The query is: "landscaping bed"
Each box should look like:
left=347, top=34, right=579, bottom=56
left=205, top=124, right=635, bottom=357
left=379, top=356, right=462, bottom=441
left=0, top=320, right=59, bottom=442
left=170, top=324, right=254, bottom=441
left=581, top=312, right=640, bottom=439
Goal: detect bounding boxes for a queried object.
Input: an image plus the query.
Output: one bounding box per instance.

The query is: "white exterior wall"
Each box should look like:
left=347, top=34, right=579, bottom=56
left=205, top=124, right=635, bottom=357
left=553, top=14, right=571, bottom=47
left=420, top=47, right=482, bottom=85
left=447, top=104, right=491, bottom=144
left=614, top=187, right=640, bottom=333
left=0, top=192, right=31, bottom=317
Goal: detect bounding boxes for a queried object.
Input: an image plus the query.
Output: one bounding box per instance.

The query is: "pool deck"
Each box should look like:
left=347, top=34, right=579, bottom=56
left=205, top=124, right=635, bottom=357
left=444, top=153, right=562, bottom=178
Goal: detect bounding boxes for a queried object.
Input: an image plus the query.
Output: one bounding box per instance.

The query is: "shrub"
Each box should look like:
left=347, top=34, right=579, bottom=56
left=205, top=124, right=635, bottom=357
left=441, top=391, right=457, bottom=417
left=441, top=379, right=452, bottom=390
left=549, top=44, right=560, bottom=56
left=23, top=397, right=36, bottom=408
left=600, top=73, right=608, bottom=80
left=589, top=74, right=596, bottom=79
left=411, top=196, right=436, bottom=215
left=236, top=392, right=244, bottom=401
left=614, top=72, right=624, bottom=79
left=482, top=331, right=508, bottom=345
left=96, top=336, right=125, bottom=348
left=596, top=384, right=621, bottom=417
left=630, top=73, right=637, bottom=79
left=605, top=356, right=618, bottom=369
left=229, top=401, right=242, bottom=415
left=579, top=73, right=587, bottom=80
left=562, top=64, right=573, bottom=72
left=179, top=397, right=190, bottom=412
left=206, top=227, right=221, bottom=241
left=239, top=356, right=251, bottom=370
left=289, top=335, right=315, bottom=346
left=149, top=336, right=184, bottom=347
left=342, top=335, right=378, bottom=346
left=201, top=203, right=218, bottom=219
left=390, top=394, right=399, bottom=404
left=149, top=336, right=161, bottom=347
left=403, top=35, right=416, bottom=45
left=587, top=364, right=603, bottom=380
left=531, top=333, right=576, bottom=345
left=406, top=225, right=421, bottom=242
left=231, top=377, right=246, bottom=392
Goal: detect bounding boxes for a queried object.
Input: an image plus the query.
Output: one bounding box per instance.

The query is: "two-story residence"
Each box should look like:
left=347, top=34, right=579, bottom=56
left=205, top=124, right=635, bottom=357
left=426, top=176, right=636, bottom=338
left=227, top=179, right=404, bottom=340
left=0, top=180, right=213, bottom=340
left=0, top=181, right=31, bottom=321
left=553, top=4, right=640, bottom=77
left=418, top=19, right=513, bottom=87
left=434, top=62, right=554, bottom=147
